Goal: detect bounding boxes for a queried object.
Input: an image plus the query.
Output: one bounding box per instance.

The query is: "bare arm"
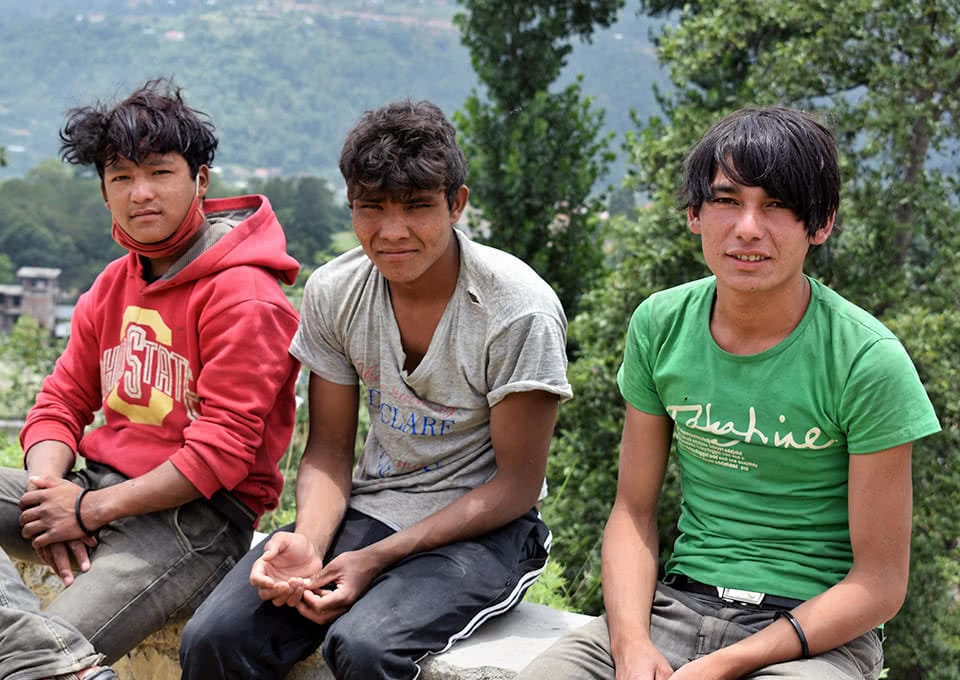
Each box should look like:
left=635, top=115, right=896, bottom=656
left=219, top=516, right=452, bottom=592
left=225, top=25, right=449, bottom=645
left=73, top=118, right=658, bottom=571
left=601, top=404, right=675, bottom=680
left=247, top=372, right=358, bottom=604
left=673, top=443, right=913, bottom=679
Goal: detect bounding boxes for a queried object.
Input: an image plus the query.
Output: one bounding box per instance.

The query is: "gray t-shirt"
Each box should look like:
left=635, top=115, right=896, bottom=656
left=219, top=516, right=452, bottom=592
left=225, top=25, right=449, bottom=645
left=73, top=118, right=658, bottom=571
left=290, top=229, right=573, bottom=530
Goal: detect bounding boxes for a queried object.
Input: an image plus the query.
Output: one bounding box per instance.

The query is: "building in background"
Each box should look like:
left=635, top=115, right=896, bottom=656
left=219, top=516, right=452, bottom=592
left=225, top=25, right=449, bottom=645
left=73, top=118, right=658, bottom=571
left=0, top=267, right=62, bottom=334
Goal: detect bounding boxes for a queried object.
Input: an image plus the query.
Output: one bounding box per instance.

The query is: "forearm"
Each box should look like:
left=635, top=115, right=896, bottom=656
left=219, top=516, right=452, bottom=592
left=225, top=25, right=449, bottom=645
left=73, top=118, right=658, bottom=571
left=24, top=441, right=76, bottom=478
left=293, top=452, right=353, bottom=556
left=601, top=501, right=661, bottom=662
left=363, top=471, right=537, bottom=569
left=81, top=460, right=202, bottom=530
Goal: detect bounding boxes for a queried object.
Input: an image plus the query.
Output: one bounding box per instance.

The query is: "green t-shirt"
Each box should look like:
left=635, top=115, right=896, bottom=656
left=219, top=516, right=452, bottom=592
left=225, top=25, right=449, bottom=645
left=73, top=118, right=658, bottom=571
left=617, top=276, right=941, bottom=601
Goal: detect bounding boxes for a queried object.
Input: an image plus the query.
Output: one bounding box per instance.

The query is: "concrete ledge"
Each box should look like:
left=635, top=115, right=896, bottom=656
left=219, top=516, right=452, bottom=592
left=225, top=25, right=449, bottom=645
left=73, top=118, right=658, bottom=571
left=16, top=559, right=593, bottom=679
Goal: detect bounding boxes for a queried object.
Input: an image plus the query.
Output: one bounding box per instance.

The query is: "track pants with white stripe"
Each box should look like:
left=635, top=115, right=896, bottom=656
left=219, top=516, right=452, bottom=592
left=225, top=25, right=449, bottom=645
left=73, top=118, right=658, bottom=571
left=179, top=507, right=549, bottom=680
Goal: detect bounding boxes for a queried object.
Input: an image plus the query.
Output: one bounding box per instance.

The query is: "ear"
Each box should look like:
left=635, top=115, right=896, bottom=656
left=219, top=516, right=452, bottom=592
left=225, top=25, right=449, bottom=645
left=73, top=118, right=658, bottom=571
left=809, top=212, right=836, bottom=246
left=687, top=206, right=702, bottom=235
left=196, top=165, right=210, bottom=200
left=449, top=185, right=469, bottom=223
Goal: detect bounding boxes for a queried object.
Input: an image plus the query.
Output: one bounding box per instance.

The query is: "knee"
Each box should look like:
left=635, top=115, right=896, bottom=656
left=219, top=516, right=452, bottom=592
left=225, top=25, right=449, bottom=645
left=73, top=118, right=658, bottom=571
left=179, top=604, right=236, bottom=676
left=323, top=616, right=394, bottom=679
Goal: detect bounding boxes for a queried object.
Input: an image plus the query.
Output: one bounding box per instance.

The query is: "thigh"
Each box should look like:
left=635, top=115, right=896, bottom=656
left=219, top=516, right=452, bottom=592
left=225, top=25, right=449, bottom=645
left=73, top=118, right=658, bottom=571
left=46, top=492, right=250, bottom=663
left=322, top=509, right=549, bottom=672
left=0, top=467, right=34, bottom=560
left=747, top=631, right=884, bottom=680
left=514, top=616, right=616, bottom=680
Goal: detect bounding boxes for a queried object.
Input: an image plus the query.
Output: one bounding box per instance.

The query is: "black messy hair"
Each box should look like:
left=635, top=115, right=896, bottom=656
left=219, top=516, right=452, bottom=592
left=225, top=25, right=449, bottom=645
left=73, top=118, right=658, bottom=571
left=59, top=78, right=217, bottom=179
left=339, top=100, right=467, bottom=210
left=681, top=107, right=840, bottom=236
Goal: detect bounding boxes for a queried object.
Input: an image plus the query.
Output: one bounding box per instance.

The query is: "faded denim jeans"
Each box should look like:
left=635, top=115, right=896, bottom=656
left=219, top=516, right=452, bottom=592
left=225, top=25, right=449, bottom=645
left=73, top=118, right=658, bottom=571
left=515, top=582, right=884, bottom=679
left=0, top=543, right=102, bottom=680
left=0, top=462, right=252, bottom=664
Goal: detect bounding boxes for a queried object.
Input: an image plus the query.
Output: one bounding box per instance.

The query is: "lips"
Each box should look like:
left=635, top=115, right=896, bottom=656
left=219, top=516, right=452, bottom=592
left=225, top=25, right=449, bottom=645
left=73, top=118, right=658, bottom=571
left=729, top=253, right=768, bottom=262
left=130, top=209, right=161, bottom=219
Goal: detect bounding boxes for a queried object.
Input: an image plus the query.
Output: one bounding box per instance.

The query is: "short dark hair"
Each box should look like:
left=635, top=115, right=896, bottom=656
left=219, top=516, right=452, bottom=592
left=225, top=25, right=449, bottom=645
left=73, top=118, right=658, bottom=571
left=59, top=78, right=217, bottom=179
left=339, top=100, right=467, bottom=210
left=681, top=107, right=840, bottom=236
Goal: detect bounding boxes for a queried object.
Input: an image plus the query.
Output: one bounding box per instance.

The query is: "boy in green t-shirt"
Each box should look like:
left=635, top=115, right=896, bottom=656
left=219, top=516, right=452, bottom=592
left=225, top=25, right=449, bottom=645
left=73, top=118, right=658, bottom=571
left=516, top=107, right=940, bottom=679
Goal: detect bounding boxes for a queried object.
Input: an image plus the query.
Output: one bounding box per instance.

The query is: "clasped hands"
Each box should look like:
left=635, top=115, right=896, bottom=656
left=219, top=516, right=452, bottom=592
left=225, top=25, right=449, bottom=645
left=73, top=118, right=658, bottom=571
left=250, top=531, right=382, bottom=624
left=17, top=475, right=97, bottom=585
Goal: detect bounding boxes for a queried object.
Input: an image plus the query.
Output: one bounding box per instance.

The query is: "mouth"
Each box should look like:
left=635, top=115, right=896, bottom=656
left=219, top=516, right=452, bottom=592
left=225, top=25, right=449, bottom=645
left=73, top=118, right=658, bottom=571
left=130, top=209, right=161, bottom=219
left=730, top=253, right=768, bottom=262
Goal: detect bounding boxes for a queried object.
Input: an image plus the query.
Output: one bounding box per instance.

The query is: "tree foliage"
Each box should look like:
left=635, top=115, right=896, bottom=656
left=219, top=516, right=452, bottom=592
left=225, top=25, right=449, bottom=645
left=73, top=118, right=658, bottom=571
left=453, top=0, right=623, bottom=316
left=545, top=2, right=960, bottom=677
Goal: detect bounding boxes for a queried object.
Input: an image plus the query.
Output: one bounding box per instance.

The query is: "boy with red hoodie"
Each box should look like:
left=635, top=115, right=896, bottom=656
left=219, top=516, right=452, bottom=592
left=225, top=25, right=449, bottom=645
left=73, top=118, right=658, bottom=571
left=0, top=78, right=300, bottom=667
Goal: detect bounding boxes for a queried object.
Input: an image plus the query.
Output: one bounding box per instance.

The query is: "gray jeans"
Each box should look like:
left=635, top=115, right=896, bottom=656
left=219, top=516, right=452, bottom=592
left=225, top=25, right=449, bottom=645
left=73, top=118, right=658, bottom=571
left=0, top=462, right=252, bottom=664
left=0, top=544, right=102, bottom=680
left=515, top=583, right=884, bottom=679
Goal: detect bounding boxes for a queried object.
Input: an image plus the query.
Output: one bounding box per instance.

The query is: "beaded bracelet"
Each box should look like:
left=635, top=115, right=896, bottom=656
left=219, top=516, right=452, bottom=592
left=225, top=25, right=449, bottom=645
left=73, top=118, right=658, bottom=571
left=74, top=488, right=95, bottom=536
left=775, top=610, right=811, bottom=659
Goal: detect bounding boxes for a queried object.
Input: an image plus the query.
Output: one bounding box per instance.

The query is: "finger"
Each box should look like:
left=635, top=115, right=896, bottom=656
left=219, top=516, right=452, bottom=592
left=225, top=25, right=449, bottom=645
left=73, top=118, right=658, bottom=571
left=81, top=534, right=98, bottom=549
left=49, top=543, right=75, bottom=586
left=68, top=540, right=91, bottom=572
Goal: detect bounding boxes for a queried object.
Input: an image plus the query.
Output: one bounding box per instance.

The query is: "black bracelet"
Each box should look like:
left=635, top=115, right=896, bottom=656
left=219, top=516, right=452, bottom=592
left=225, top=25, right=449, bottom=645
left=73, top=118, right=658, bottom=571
left=74, top=488, right=95, bottom=536
left=775, top=610, right=811, bottom=658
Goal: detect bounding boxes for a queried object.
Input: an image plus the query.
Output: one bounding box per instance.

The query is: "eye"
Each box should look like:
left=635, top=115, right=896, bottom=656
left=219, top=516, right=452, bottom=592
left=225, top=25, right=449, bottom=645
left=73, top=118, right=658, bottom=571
left=709, top=196, right=737, bottom=205
left=109, top=174, right=130, bottom=182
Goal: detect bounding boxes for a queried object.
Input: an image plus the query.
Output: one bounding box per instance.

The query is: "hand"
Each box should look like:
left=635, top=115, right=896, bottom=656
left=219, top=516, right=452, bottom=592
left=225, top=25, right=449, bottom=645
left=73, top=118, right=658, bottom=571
left=37, top=539, right=96, bottom=586
left=667, top=653, right=734, bottom=680
left=19, top=476, right=94, bottom=549
left=613, top=639, right=673, bottom=680
left=21, top=476, right=97, bottom=585
left=295, top=548, right=385, bottom=625
left=250, top=531, right=324, bottom=606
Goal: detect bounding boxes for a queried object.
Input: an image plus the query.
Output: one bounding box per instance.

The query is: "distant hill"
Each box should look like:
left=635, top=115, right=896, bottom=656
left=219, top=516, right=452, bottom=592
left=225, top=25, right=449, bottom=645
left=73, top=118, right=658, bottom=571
left=0, top=0, right=669, bottom=186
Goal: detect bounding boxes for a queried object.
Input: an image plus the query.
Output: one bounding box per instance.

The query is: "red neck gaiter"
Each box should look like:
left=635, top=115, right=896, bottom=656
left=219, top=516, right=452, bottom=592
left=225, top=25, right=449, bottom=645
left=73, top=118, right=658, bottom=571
left=111, top=195, right=206, bottom=258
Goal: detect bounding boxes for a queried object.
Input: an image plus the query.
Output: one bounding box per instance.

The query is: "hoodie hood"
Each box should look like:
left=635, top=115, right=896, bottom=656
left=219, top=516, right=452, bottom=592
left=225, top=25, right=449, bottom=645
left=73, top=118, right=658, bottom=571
left=143, top=194, right=299, bottom=287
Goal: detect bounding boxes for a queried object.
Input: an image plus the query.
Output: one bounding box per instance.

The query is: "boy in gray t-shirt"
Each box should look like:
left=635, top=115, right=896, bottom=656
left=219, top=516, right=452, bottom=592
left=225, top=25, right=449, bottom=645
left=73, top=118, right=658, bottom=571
left=180, top=100, right=572, bottom=680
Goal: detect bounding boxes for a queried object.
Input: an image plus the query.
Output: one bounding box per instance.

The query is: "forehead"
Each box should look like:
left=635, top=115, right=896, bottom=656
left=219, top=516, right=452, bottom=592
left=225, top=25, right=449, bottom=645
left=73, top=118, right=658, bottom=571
left=352, top=186, right=445, bottom=202
left=710, top=168, right=778, bottom=199
left=104, top=151, right=187, bottom=171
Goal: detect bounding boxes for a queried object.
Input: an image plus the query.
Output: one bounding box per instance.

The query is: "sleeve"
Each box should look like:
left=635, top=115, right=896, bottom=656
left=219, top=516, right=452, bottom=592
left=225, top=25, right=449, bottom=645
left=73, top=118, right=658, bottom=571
left=19, top=289, right=102, bottom=460
left=288, top=269, right=358, bottom=385
left=168, top=284, right=301, bottom=497
left=485, top=312, right=572, bottom=407
left=616, top=301, right=667, bottom=416
left=840, top=338, right=941, bottom=454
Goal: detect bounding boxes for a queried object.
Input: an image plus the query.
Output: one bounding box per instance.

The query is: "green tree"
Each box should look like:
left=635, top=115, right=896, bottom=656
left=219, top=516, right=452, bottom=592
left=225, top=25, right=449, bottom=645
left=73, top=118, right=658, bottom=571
left=0, top=315, right=64, bottom=418
left=453, top=0, right=623, bottom=317
left=546, top=2, right=960, bottom=677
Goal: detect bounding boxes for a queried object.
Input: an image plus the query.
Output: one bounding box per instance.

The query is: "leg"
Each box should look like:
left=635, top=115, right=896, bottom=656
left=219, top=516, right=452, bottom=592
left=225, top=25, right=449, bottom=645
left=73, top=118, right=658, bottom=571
left=180, top=511, right=395, bottom=680
left=0, top=544, right=102, bottom=680
left=0, top=467, right=38, bottom=562
left=322, top=509, right=550, bottom=680
left=745, top=631, right=884, bottom=680
left=514, top=616, right=616, bottom=680
left=38, top=464, right=251, bottom=663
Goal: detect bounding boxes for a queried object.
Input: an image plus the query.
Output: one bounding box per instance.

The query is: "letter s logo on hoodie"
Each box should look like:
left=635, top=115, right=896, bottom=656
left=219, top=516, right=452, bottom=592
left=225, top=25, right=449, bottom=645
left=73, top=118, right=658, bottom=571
left=104, top=306, right=196, bottom=425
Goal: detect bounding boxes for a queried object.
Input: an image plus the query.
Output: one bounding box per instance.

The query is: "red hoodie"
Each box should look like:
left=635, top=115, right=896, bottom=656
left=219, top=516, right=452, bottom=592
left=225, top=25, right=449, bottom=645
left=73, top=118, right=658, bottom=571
left=20, top=194, right=300, bottom=524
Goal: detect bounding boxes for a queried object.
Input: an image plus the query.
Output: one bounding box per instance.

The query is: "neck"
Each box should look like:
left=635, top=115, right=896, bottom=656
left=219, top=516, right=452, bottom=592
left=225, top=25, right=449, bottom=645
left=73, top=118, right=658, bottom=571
left=710, top=275, right=811, bottom=354
left=389, top=233, right=461, bottom=305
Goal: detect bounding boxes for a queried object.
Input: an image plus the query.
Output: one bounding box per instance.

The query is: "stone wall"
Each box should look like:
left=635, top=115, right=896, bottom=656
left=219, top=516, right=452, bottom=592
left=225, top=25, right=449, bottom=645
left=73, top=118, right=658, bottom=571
left=16, top=560, right=594, bottom=679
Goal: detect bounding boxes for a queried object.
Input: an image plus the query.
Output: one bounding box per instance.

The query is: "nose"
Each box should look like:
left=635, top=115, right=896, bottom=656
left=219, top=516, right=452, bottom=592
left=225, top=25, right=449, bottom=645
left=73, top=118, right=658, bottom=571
left=377, top=206, right=410, bottom=240
left=130, top=177, right=157, bottom=203
left=733, top=206, right=764, bottom=240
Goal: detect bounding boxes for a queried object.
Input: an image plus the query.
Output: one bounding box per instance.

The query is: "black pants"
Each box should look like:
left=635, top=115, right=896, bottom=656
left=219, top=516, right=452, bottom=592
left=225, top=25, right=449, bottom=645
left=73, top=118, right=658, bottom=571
left=179, top=508, right=549, bottom=680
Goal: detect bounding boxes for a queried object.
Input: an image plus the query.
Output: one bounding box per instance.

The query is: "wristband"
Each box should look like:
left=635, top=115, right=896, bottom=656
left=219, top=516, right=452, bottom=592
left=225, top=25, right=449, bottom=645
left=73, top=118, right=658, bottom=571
left=74, top=488, right=95, bottom=536
left=775, top=610, right=811, bottom=658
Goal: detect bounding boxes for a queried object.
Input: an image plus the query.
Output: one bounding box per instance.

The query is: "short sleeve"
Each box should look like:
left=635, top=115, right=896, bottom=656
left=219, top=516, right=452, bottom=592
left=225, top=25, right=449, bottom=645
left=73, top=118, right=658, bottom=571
left=617, top=302, right=667, bottom=415
left=289, top=271, right=358, bottom=385
left=485, top=312, right=572, bottom=407
left=840, top=338, right=940, bottom=454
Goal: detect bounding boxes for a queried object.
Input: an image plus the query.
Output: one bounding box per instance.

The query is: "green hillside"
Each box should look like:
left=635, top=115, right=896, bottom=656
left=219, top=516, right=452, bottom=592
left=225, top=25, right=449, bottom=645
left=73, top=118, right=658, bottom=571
left=0, top=0, right=668, bottom=186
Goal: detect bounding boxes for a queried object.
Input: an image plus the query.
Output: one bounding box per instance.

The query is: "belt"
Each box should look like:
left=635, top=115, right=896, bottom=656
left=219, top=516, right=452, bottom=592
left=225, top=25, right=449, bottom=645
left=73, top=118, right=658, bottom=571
left=663, top=574, right=804, bottom=610
left=208, top=490, right=257, bottom=530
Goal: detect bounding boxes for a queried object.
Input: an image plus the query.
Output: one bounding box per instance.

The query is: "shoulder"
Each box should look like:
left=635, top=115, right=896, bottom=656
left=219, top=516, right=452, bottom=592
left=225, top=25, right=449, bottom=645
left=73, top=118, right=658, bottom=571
left=457, top=230, right=565, bottom=323
left=629, top=276, right=715, bottom=333
left=807, top=278, right=898, bottom=344
left=303, top=246, right=375, bottom=299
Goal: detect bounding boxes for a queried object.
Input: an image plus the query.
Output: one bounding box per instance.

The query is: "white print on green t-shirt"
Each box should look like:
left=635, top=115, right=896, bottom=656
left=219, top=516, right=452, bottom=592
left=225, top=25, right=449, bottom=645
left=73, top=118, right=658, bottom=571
left=666, top=403, right=837, bottom=450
